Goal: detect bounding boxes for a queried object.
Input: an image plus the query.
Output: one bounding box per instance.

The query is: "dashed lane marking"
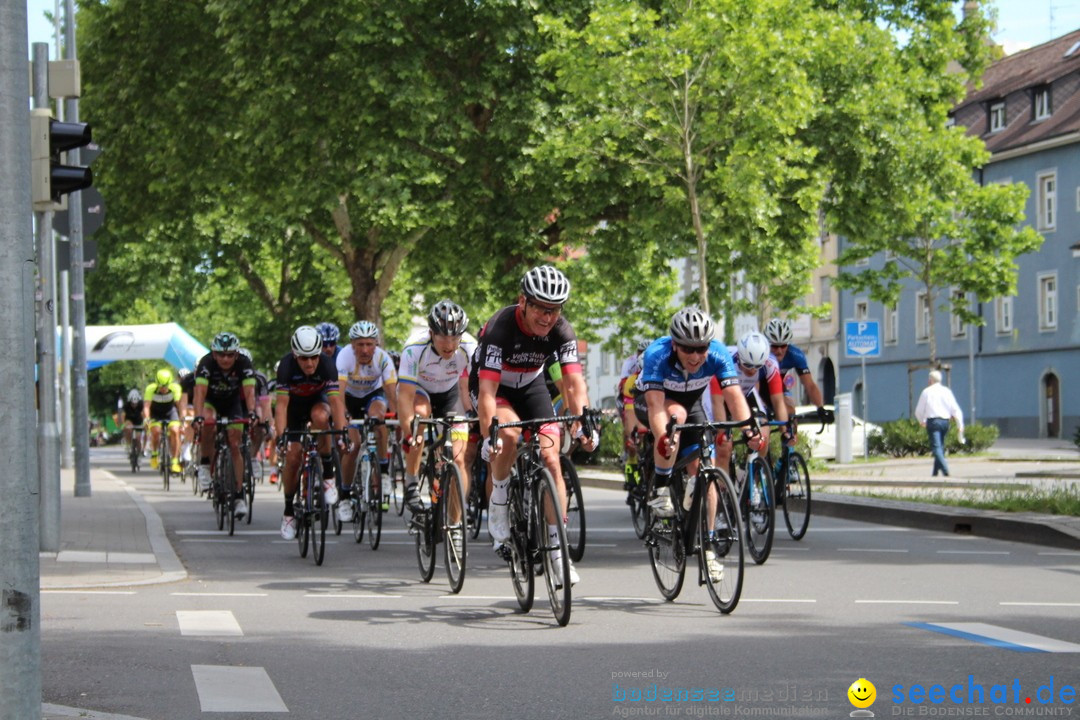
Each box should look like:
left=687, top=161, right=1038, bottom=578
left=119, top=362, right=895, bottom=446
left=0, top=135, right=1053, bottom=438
left=176, top=610, right=243, bottom=637
left=191, top=665, right=288, bottom=713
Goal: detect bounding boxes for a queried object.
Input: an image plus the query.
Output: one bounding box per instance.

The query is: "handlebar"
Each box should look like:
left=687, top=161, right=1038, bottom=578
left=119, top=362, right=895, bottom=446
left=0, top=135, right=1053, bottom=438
left=488, top=408, right=603, bottom=448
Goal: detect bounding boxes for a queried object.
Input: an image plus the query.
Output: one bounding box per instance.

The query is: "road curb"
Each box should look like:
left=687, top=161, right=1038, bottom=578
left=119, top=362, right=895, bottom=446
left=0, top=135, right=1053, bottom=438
left=43, top=703, right=151, bottom=720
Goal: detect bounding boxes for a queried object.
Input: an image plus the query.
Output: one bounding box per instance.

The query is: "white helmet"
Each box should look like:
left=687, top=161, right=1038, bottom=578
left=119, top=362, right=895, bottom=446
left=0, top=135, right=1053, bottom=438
left=736, top=332, right=770, bottom=369
left=291, top=326, right=323, bottom=357
left=669, top=307, right=714, bottom=347
left=764, top=318, right=792, bottom=346
left=348, top=320, right=379, bottom=340
left=521, top=265, right=570, bottom=305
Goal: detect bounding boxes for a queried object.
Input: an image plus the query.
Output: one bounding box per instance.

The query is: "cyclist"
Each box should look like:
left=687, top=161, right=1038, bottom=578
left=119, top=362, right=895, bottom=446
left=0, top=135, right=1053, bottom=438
left=618, top=339, right=650, bottom=484
left=193, top=332, right=258, bottom=520
left=471, top=265, right=597, bottom=586
left=117, top=388, right=145, bottom=454
left=763, top=318, right=826, bottom=416
left=239, top=348, right=274, bottom=468
left=635, top=308, right=760, bottom=583
left=337, top=320, right=398, bottom=507
left=275, top=326, right=349, bottom=540
left=714, top=331, right=793, bottom=472
left=177, top=369, right=196, bottom=466
left=316, top=322, right=342, bottom=362
left=143, top=368, right=183, bottom=474
left=397, top=301, right=476, bottom=538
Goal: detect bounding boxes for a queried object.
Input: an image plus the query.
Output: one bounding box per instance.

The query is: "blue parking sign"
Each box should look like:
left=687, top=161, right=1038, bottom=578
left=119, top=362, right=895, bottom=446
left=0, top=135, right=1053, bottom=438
left=845, top=320, right=880, bottom=358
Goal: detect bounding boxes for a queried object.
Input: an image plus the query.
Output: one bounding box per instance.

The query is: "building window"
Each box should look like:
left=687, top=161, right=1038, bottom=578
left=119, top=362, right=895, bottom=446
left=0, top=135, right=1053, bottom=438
left=855, top=300, right=869, bottom=321
left=819, top=277, right=832, bottom=324
left=995, top=296, right=1013, bottom=335
left=884, top=303, right=898, bottom=345
left=916, top=291, right=930, bottom=342
left=1038, top=273, right=1057, bottom=331
left=1034, top=87, right=1052, bottom=120
left=950, top=289, right=967, bottom=339
left=989, top=101, right=1006, bottom=132
left=1037, top=171, right=1057, bottom=231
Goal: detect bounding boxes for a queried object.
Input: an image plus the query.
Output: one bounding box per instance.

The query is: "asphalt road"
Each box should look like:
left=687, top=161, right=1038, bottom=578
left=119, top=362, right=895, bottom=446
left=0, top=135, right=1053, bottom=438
left=42, top=449, right=1080, bottom=719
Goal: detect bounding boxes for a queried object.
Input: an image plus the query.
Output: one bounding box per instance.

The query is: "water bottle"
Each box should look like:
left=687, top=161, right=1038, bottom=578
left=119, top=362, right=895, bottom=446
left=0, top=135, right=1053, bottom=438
left=682, top=474, right=696, bottom=511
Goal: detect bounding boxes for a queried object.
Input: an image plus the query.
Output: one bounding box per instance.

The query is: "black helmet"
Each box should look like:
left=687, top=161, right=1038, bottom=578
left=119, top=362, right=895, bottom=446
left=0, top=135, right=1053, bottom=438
left=428, top=300, right=468, bottom=336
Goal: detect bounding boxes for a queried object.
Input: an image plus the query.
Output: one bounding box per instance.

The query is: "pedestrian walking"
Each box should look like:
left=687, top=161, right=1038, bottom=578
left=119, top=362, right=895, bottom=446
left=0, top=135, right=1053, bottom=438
left=914, top=370, right=965, bottom=477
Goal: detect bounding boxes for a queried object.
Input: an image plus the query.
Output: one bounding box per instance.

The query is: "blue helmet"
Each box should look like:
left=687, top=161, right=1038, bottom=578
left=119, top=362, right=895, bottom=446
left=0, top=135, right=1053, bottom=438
left=315, top=322, right=340, bottom=344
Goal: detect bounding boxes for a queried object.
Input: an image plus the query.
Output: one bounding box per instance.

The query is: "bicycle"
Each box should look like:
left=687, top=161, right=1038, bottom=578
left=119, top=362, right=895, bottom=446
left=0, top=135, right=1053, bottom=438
left=560, top=448, right=586, bottom=562
left=409, top=415, right=474, bottom=593
left=127, top=425, right=145, bottom=474
left=155, top=422, right=174, bottom=491
left=338, top=417, right=386, bottom=550
left=203, top=418, right=252, bottom=537
left=386, top=419, right=407, bottom=517
left=282, top=428, right=347, bottom=566
left=764, top=408, right=832, bottom=540
left=640, top=416, right=747, bottom=614
left=466, top=446, right=487, bottom=540
left=488, top=410, right=602, bottom=627
left=626, top=429, right=650, bottom=539
left=729, top=420, right=775, bottom=565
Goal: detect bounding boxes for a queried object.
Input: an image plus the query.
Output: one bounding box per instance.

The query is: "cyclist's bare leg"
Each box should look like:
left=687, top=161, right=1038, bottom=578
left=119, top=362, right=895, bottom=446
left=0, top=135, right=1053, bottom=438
left=227, top=425, right=244, bottom=493
left=168, top=421, right=182, bottom=460
left=540, top=435, right=565, bottom=525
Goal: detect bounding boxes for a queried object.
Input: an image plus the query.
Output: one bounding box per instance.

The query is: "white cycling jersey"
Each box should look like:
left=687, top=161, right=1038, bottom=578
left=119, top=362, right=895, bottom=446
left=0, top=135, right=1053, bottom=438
left=398, top=330, right=477, bottom=396
left=336, top=344, right=397, bottom=398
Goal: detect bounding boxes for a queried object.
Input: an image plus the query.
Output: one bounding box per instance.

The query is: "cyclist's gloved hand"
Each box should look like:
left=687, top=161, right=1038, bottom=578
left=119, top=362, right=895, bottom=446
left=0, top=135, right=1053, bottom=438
left=656, top=433, right=674, bottom=460
left=481, top=436, right=502, bottom=462
left=192, top=415, right=205, bottom=427
left=402, top=434, right=416, bottom=451
left=247, top=412, right=258, bottom=427
left=781, top=430, right=795, bottom=447
left=575, top=426, right=599, bottom=451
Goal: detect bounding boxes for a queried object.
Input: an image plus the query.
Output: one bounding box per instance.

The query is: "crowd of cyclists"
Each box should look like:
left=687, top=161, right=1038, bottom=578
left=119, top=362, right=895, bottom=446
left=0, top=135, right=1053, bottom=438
left=115, top=264, right=828, bottom=619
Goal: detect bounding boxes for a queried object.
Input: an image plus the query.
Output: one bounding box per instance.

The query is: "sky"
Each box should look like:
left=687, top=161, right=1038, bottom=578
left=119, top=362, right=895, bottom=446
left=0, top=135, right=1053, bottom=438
left=21, top=0, right=1080, bottom=63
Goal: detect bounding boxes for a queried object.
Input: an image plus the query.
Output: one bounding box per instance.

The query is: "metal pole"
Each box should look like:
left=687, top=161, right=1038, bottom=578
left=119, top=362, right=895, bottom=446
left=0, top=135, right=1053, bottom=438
left=60, top=267, right=73, bottom=467
left=65, top=0, right=91, bottom=496
left=0, top=0, right=44, bottom=714
left=861, top=355, right=867, bottom=460
left=33, top=43, right=61, bottom=552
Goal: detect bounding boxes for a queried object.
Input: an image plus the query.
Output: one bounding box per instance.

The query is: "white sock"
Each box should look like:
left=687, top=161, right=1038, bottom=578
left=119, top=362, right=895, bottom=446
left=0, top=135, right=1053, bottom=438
left=490, top=476, right=510, bottom=506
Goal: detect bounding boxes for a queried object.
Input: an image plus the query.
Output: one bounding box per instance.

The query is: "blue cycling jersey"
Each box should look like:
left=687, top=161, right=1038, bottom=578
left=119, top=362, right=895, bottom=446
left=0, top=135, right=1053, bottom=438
left=636, top=337, right=739, bottom=399
left=775, top=343, right=812, bottom=376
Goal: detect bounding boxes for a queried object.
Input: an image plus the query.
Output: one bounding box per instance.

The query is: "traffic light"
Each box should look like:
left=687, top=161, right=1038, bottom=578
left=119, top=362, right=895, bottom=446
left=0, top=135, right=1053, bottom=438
left=30, top=108, right=93, bottom=212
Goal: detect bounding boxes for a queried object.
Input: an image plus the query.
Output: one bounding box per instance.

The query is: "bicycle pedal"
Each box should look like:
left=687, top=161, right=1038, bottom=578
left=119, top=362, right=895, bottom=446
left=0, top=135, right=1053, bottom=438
left=495, top=545, right=512, bottom=563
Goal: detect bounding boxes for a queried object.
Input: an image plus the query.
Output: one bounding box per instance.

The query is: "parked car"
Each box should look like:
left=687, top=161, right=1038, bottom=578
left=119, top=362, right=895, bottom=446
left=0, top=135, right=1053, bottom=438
left=794, top=405, right=880, bottom=460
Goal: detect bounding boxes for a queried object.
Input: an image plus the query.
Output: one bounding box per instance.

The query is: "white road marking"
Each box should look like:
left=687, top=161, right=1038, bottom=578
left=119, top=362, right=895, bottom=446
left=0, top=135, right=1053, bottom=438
left=177, top=530, right=279, bottom=535
left=176, top=611, right=243, bottom=637
left=191, top=665, right=288, bottom=712
left=936, top=550, right=1010, bottom=555
left=42, top=590, right=137, bottom=595
left=302, top=593, right=403, bottom=599
left=803, top=527, right=909, bottom=532
left=1000, top=602, right=1080, bottom=607
left=180, top=539, right=248, bottom=543
left=437, top=595, right=516, bottom=600
left=856, top=600, right=959, bottom=605
left=171, top=592, right=268, bottom=597
left=1038, top=551, right=1080, bottom=557
left=838, top=548, right=909, bottom=553
left=742, top=598, right=817, bottom=603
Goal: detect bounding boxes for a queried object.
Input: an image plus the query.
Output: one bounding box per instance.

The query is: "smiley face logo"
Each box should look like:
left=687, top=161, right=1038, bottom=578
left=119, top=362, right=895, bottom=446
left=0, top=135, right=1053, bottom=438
left=848, top=678, right=877, bottom=709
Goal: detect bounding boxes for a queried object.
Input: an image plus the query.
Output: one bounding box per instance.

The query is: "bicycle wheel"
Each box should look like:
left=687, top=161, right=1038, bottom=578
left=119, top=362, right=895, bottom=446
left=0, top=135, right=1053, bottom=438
left=297, top=467, right=310, bottom=559
left=366, top=457, right=383, bottom=550
left=629, top=458, right=650, bottom=539
left=331, top=447, right=344, bottom=537
left=220, top=452, right=236, bottom=537
left=467, top=454, right=485, bottom=540
left=560, top=456, right=586, bottom=563
left=743, top=456, right=775, bottom=565
left=414, top=465, right=436, bottom=581
left=390, top=443, right=406, bottom=517
left=129, top=438, right=139, bottom=473
left=698, top=469, right=744, bottom=614
left=536, top=469, right=571, bottom=626
left=243, top=445, right=255, bottom=525
left=782, top=452, right=812, bottom=541
left=507, top=478, right=534, bottom=613
left=161, top=438, right=170, bottom=491
left=441, top=463, right=467, bottom=594
left=646, top=476, right=685, bottom=601
left=312, top=461, right=328, bottom=566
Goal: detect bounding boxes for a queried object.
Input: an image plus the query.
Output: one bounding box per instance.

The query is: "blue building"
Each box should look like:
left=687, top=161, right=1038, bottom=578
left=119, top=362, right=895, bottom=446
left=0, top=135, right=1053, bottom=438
left=836, top=30, right=1080, bottom=438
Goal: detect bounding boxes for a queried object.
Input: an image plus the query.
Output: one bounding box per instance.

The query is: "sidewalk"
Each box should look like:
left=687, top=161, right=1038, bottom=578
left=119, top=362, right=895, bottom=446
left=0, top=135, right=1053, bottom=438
left=40, top=467, right=186, bottom=590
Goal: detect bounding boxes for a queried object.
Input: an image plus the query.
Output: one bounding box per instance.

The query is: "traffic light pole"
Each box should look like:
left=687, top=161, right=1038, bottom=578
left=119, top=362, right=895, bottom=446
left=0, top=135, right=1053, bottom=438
left=33, top=42, right=62, bottom=552
left=65, top=0, right=91, bottom=497
left=0, top=0, right=44, bottom=715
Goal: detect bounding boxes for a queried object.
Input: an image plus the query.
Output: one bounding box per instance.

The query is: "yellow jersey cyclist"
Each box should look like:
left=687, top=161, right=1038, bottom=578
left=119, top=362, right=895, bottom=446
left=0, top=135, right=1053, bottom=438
left=398, top=300, right=477, bottom=521
left=337, top=320, right=398, bottom=517
left=193, top=331, right=258, bottom=520
left=144, top=368, right=183, bottom=474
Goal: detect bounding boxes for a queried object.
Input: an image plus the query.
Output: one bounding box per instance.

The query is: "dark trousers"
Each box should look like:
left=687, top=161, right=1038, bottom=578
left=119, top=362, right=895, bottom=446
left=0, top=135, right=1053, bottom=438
left=926, top=418, right=950, bottom=476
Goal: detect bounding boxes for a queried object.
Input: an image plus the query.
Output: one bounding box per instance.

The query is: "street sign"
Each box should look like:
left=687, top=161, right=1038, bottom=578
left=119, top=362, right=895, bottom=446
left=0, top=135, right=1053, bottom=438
left=845, top=320, right=881, bottom=358
left=56, top=239, right=97, bottom=273
left=53, top=186, right=104, bottom=237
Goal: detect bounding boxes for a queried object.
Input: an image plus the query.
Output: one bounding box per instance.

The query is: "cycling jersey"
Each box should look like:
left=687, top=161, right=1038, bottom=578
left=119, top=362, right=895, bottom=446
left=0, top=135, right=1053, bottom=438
left=276, top=352, right=340, bottom=399
left=398, top=330, right=476, bottom=396
left=195, top=353, right=257, bottom=400
left=144, top=381, right=182, bottom=422
left=618, top=352, right=642, bottom=403
left=727, top=348, right=783, bottom=414
left=636, top=337, right=738, bottom=404
left=474, top=305, right=581, bottom=390
left=775, top=343, right=812, bottom=376
left=254, top=370, right=269, bottom=399
left=179, top=373, right=196, bottom=400
left=336, top=345, right=397, bottom=398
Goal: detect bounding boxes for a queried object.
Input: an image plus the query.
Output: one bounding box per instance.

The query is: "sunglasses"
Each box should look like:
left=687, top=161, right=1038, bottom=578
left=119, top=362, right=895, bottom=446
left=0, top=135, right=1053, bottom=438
left=770, top=344, right=788, bottom=350
left=675, top=344, right=708, bottom=355
left=214, top=351, right=237, bottom=358
left=526, top=300, right=562, bottom=317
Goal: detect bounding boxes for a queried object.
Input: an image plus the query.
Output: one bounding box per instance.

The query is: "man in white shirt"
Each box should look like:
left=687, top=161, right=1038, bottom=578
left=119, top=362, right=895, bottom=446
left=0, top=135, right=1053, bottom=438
left=914, top=370, right=965, bottom=477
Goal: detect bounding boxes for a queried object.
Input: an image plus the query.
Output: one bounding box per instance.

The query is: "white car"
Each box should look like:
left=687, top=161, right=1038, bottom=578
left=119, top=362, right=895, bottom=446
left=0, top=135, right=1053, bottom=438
left=793, top=405, right=881, bottom=460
